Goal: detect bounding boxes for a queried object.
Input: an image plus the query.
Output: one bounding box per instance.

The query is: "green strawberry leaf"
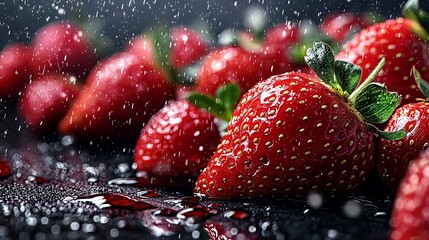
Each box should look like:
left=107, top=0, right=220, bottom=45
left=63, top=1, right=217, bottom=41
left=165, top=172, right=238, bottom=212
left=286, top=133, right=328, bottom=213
left=354, top=83, right=401, bottom=124
left=414, top=67, right=429, bottom=99
left=187, top=93, right=227, bottom=120
left=216, top=83, right=241, bottom=120
left=187, top=83, right=241, bottom=122
left=334, top=60, right=362, bottom=94
left=146, top=25, right=174, bottom=76
left=403, top=0, right=429, bottom=36
left=304, top=42, right=337, bottom=88
left=366, top=123, right=406, bottom=141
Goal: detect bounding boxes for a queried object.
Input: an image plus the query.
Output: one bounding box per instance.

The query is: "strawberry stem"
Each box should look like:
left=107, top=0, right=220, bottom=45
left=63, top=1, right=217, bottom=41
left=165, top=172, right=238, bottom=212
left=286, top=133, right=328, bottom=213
left=349, top=57, right=385, bottom=102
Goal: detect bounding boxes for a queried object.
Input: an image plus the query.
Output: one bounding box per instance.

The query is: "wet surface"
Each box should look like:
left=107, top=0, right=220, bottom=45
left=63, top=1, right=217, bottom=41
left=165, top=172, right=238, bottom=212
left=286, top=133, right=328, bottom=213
left=0, top=101, right=394, bottom=240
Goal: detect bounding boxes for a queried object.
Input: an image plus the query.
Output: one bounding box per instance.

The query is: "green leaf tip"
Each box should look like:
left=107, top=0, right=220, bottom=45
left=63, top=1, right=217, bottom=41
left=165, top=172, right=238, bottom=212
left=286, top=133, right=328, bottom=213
left=354, top=83, right=400, bottom=124
left=187, top=83, right=241, bottom=122
left=402, top=0, right=429, bottom=39
left=414, top=66, right=429, bottom=99
left=304, top=41, right=362, bottom=95
left=367, top=124, right=407, bottom=141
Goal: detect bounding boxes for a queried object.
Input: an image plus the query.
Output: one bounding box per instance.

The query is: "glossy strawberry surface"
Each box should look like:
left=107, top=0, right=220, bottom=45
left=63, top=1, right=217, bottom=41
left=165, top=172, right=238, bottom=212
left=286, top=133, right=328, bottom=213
left=170, top=26, right=208, bottom=69
left=30, top=21, right=96, bottom=78
left=378, top=102, right=429, bottom=188
left=195, top=72, right=375, bottom=199
left=390, top=149, right=429, bottom=240
left=0, top=43, right=31, bottom=99
left=18, top=74, right=80, bottom=134
left=58, top=52, right=174, bottom=141
left=134, top=100, right=220, bottom=186
left=336, top=18, right=428, bottom=106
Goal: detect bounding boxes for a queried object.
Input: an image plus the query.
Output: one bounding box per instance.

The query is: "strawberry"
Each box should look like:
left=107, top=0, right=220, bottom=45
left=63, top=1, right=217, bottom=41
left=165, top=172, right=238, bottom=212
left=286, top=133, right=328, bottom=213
left=335, top=1, right=429, bottom=107
left=18, top=74, right=80, bottom=134
left=390, top=149, right=429, bottom=240
left=321, top=12, right=373, bottom=42
left=134, top=100, right=220, bottom=187
left=0, top=43, right=31, bottom=100
left=194, top=46, right=263, bottom=96
left=125, top=26, right=208, bottom=70
left=194, top=42, right=404, bottom=199
left=170, top=26, right=209, bottom=69
left=377, top=69, right=429, bottom=188
left=134, top=84, right=240, bottom=187
left=58, top=52, right=174, bottom=141
left=30, top=21, right=96, bottom=78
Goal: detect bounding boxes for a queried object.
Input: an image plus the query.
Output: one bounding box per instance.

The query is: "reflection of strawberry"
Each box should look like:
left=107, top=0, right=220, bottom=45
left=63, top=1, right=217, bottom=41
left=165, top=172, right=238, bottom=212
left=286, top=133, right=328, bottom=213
left=378, top=69, right=429, bottom=188
left=390, top=149, right=429, bottom=240
left=0, top=43, right=31, bottom=100
left=336, top=2, right=429, bottom=107
left=58, top=52, right=174, bottom=141
left=30, top=21, right=96, bottom=78
left=134, top=100, right=221, bottom=186
left=18, top=74, right=80, bottom=134
left=195, top=42, right=404, bottom=199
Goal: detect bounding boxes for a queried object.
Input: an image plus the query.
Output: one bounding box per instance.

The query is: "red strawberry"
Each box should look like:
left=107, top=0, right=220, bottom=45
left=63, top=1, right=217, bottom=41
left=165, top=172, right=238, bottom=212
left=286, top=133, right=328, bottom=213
left=194, top=42, right=404, bottom=199
left=58, top=52, right=174, bottom=141
left=124, top=36, right=156, bottom=65
left=390, top=149, right=429, bottom=240
left=170, top=26, right=209, bottom=69
left=321, top=12, right=373, bottom=42
left=134, top=100, right=221, bottom=187
left=18, top=74, right=80, bottom=134
left=378, top=69, right=429, bottom=188
left=30, top=21, right=96, bottom=78
left=125, top=26, right=208, bottom=70
left=335, top=2, right=429, bottom=107
left=264, top=22, right=299, bottom=46
left=134, top=84, right=240, bottom=187
left=194, top=46, right=264, bottom=96
left=0, top=43, right=31, bottom=100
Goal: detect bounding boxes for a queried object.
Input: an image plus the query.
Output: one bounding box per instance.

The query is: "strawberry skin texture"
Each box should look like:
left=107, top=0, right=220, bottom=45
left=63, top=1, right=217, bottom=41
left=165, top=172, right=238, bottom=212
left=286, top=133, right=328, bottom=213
left=336, top=18, right=427, bottom=106
left=171, top=26, right=208, bottom=69
left=0, top=43, right=31, bottom=99
left=390, top=150, right=429, bottom=240
left=195, top=47, right=267, bottom=96
left=378, top=102, right=429, bottom=188
left=58, top=52, right=174, bottom=140
left=18, top=74, right=80, bottom=134
left=134, top=100, right=221, bottom=186
left=195, top=72, right=374, bottom=199
left=30, top=21, right=96, bottom=78
left=125, top=36, right=156, bottom=65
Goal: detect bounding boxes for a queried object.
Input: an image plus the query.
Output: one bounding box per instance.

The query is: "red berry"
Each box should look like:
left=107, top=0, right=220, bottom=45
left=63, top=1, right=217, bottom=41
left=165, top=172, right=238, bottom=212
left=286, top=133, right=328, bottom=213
left=170, top=26, right=208, bottom=69
left=134, top=100, right=221, bottom=187
left=336, top=18, right=428, bottom=106
left=18, top=74, right=80, bottom=134
left=321, top=12, right=372, bottom=42
left=378, top=98, right=429, bottom=188
left=0, top=43, right=31, bottom=99
left=58, top=52, right=174, bottom=141
left=30, top=21, right=96, bottom=78
left=390, top=149, right=429, bottom=240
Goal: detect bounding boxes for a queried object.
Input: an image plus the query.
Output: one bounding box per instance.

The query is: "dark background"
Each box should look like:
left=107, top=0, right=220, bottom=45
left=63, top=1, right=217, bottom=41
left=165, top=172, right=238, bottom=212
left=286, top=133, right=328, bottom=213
left=0, top=0, right=418, bottom=50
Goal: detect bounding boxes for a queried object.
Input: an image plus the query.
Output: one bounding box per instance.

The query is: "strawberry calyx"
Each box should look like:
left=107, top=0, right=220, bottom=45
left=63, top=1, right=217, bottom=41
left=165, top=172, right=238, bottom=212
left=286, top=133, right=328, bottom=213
left=402, top=0, right=429, bottom=39
left=414, top=66, right=429, bottom=101
left=305, top=41, right=406, bottom=140
left=186, top=83, right=241, bottom=122
left=144, top=25, right=177, bottom=81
